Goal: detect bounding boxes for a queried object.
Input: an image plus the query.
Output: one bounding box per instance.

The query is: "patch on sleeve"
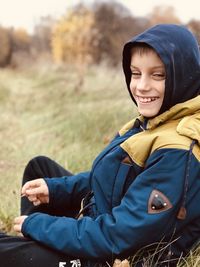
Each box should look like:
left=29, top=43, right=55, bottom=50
left=148, top=189, right=172, bottom=214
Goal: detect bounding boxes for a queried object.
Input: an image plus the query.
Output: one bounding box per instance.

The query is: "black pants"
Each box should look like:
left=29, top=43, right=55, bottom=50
left=0, top=156, right=103, bottom=267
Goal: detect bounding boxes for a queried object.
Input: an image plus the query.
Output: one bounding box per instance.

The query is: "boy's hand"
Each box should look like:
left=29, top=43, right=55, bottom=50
left=113, top=259, right=130, bottom=267
left=21, top=178, right=49, bottom=206
left=13, top=215, right=28, bottom=233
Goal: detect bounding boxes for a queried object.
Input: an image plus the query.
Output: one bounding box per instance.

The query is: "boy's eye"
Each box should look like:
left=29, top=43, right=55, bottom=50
left=131, top=71, right=141, bottom=77
left=152, top=73, right=166, bottom=80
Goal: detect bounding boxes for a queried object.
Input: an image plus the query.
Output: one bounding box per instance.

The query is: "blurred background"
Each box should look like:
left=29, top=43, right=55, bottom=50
left=0, top=1, right=200, bottom=265
left=0, top=0, right=199, bottom=69
left=0, top=0, right=200, bottom=250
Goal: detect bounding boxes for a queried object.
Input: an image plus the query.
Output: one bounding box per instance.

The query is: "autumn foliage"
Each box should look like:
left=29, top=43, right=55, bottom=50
left=52, top=5, right=96, bottom=66
left=0, top=2, right=200, bottom=68
left=0, top=27, right=12, bottom=67
left=51, top=3, right=148, bottom=67
left=11, top=28, right=31, bottom=52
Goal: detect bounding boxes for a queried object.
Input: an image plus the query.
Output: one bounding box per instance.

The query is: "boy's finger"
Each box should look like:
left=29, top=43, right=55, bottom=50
left=113, top=259, right=130, bottom=267
left=33, top=200, right=41, bottom=206
left=14, top=216, right=21, bottom=224
left=21, top=183, right=31, bottom=194
left=121, top=260, right=130, bottom=267
left=27, top=195, right=37, bottom=202
left=21, top=179, right=43, bottom=193
left=25, top=187, right=44, bottom=196
left=13, top=224, right=21, bottom=232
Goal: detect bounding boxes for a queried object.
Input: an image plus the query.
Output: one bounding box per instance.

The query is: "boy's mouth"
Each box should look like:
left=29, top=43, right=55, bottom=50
left=137, top=96, right=159, bottom=103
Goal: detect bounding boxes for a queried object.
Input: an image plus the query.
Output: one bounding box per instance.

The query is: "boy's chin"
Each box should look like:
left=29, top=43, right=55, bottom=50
left=139, top=109, right=159, bottom=118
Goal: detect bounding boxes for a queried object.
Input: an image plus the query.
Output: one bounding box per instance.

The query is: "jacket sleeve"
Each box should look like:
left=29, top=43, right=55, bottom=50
left=45, top=171, right=91, bottom=210
left=21, top=149, right=192, bottom=260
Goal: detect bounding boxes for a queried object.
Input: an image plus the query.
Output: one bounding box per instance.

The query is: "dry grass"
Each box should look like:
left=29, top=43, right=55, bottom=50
left=0, top=64, right=199, bottom=266
left=0, top=64, right=134, bottom=232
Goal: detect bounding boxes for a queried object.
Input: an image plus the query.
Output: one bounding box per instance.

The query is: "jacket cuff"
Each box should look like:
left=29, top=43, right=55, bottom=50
left=21, top=212, right=41, bottom=237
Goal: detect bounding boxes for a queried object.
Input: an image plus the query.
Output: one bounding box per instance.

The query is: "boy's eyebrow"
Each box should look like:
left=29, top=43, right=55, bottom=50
left=130, top=64, right=165, bottom=70
left=130, top=65, right=138, bottom=69
left=151, top=66, right=165, bottom=70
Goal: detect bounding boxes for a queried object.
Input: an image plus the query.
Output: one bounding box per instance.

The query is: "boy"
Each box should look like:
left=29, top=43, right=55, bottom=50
left=1, top=24, right=200, bottom=267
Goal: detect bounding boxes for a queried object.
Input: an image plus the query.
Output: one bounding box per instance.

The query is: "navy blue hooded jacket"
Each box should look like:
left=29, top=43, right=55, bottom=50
left=22, top=24, right=200, bottom=264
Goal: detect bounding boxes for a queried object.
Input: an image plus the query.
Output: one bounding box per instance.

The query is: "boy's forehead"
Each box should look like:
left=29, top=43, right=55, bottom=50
left=131, top=44, right=157, bottom=56
left=130, top=50, right=165, bottom=68
left=131, top=49, right=162, bottom=61
left=130, top=46, right=164, bottom=66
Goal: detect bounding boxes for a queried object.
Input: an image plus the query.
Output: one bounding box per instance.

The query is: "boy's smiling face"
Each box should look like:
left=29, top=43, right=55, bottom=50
left=130, top=49, right=166, bottom=117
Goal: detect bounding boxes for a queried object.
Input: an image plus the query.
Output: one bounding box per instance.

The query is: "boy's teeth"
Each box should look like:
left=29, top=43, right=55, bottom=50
left=139, top=97, right=157, bottom=103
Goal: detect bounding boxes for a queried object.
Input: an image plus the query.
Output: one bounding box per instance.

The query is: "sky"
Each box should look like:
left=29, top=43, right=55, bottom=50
left=0, top=0, right=199, bottom=33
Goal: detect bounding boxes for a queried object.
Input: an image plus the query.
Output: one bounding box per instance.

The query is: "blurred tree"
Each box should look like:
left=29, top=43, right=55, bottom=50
left=0, top=26, right=12, bottom=67
left=148, top=6, right=181, bottom=25
left=93, top=1, right=149, bottom=66
left=52, top=4, right=97, bottom=90
left=11, top=28, right=31, bottom=52
left=52, top=5, right=96, bottom=65
left=52, top=1, right=149, bottom=68
left=187, top=19, right=200, bottom=44
left=32, top=16, right=55, bottom=55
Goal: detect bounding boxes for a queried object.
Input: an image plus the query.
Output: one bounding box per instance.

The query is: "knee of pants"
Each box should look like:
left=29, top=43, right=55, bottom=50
left=24, top=155, right=52, bottom=173
left=23, top=155, right=52, bottom=181
left=27, top=155, right=52, bottom=166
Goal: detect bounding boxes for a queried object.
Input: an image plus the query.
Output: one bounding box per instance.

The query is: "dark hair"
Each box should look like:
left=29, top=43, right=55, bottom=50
left=131, top=43, right=155, bottom=56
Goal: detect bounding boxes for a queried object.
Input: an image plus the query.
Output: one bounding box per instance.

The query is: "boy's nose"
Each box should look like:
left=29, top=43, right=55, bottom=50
left=136, top=76, right=150, bottom=91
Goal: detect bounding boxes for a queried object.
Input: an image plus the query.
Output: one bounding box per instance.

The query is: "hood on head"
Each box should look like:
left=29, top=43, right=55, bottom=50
left=122, top=24, right=200, bottom=114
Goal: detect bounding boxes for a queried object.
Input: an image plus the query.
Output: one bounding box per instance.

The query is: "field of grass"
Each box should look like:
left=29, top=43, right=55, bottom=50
left=0, top=64, right=199, bottom=266
left=0, top=64, right=135, bottom=232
